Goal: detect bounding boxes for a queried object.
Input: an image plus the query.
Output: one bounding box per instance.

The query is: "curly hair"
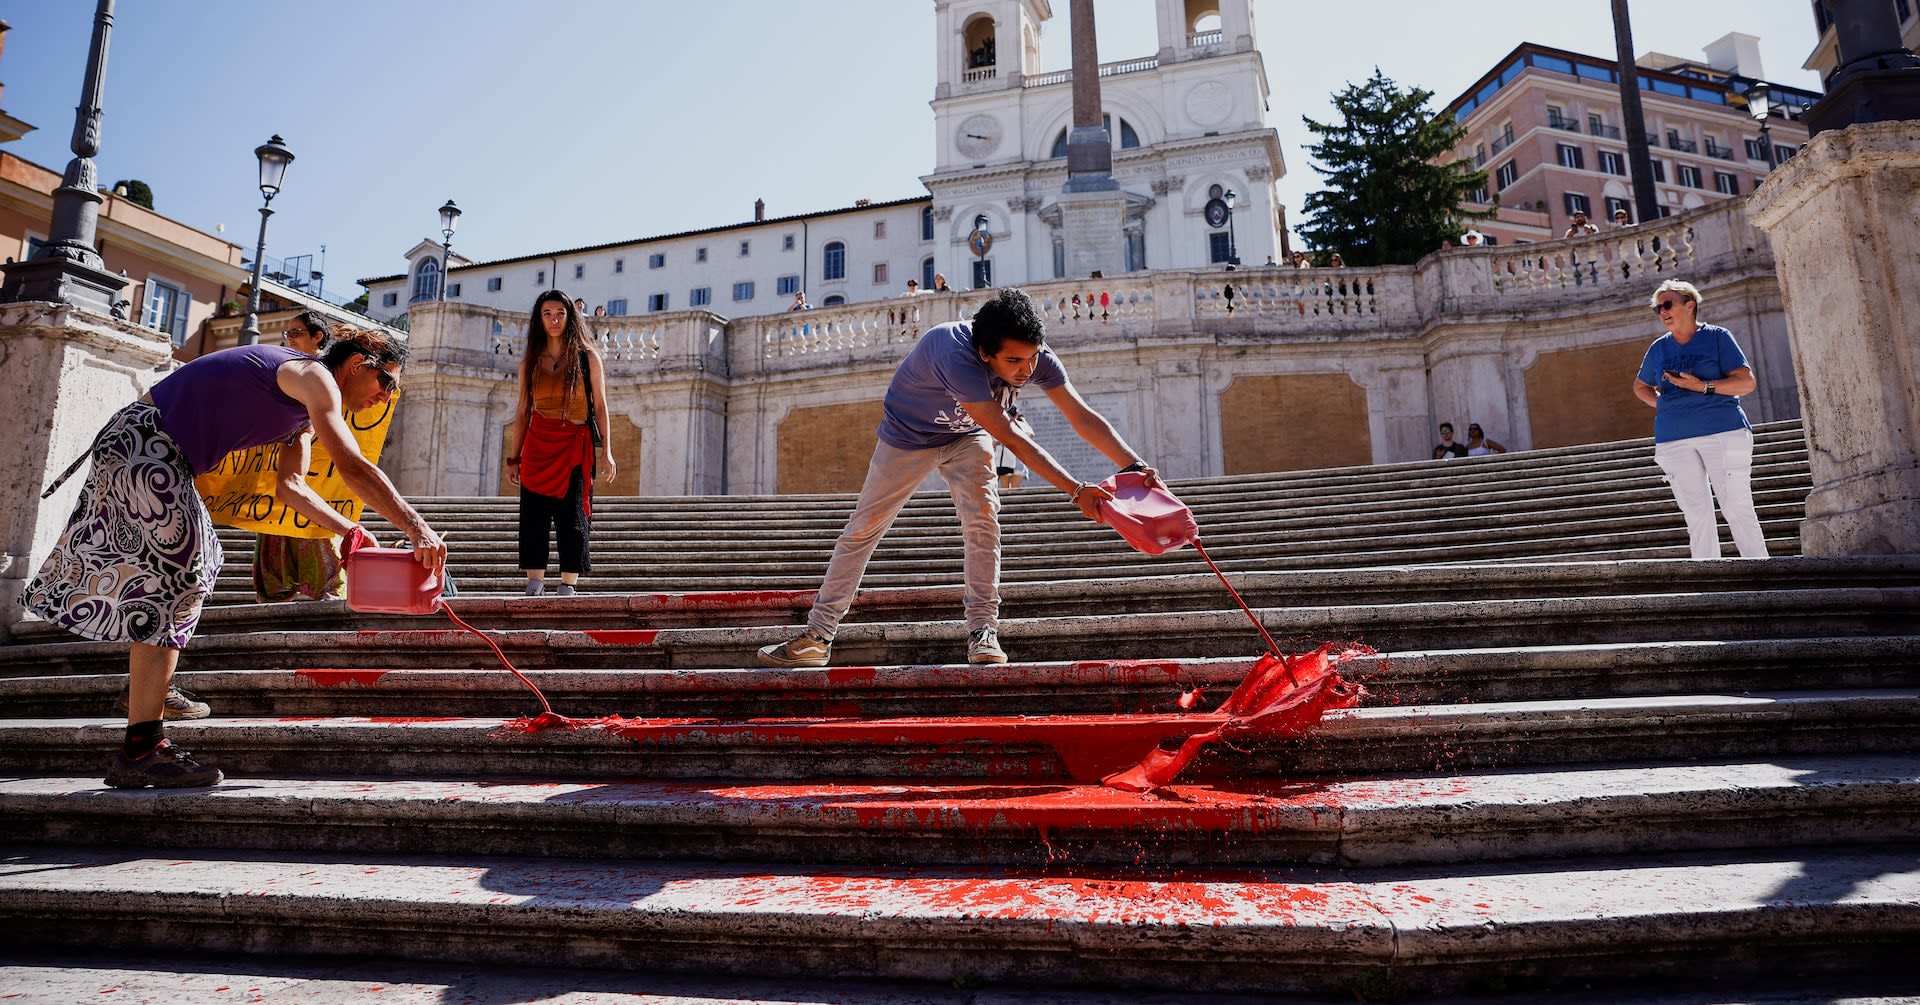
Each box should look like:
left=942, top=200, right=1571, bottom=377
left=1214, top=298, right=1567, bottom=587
left=970, top=287, right=1046, bottom=355
left=320, top=325, right=409, bottom=371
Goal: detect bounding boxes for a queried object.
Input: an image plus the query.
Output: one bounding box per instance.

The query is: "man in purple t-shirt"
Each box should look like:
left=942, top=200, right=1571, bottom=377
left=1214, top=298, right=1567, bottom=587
left=758, top=288, right=1157, bottom=668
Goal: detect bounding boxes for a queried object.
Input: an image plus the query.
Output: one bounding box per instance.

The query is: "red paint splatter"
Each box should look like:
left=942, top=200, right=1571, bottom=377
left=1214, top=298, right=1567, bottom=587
left=294, top=669, right=392, bottom=688
left=652, top=589, right=815, bottom=608
left=581, top=629, right=660, bottom=645
left=366, top=716, right=465, bottom=724
left=826, top=666, right=879, bottom=684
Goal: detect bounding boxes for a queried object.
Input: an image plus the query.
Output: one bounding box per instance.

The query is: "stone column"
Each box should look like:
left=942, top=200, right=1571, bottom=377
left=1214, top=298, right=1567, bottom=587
left=1747, top=120, right=1920, bottom=554
left=1059, top=0, right=1127, bottom=278
left=0, top=303, right=173, bottom=639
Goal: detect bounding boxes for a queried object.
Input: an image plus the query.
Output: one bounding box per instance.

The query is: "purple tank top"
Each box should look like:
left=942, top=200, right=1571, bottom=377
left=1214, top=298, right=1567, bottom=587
left=151, top=344, right=313, bottom=474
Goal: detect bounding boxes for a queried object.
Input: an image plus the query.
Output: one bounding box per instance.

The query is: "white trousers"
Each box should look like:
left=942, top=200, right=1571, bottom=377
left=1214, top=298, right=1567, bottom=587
left=806, top=432, right=1001, bottom=637
left=1653, top=427, right=1770, bottom=560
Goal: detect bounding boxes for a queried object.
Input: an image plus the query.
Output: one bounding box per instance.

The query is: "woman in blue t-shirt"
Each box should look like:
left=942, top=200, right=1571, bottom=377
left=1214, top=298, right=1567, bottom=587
left=1631, top=280, right=1771, bottom=560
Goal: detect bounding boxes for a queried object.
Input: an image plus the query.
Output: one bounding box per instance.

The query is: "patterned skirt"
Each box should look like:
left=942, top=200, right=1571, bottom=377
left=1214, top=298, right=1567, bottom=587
left=20, top=401, right=222, bottom=649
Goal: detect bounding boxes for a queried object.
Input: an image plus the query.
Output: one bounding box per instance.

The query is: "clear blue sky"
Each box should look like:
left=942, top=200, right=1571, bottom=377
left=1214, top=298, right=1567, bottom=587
left=1, top=0, right=1822, bottom=302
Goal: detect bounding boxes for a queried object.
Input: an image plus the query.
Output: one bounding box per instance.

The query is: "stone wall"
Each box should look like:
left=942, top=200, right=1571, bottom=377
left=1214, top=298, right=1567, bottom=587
left=388, top=196, right=1792, bottom=498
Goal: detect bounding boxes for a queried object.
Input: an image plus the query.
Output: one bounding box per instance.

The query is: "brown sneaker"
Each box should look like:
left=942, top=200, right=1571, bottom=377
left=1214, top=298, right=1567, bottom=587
left=104, top=739, right=224, bottom=789
left=756, top=630, right=832, bottom=668
left=113, top=686, right=211, bottom=721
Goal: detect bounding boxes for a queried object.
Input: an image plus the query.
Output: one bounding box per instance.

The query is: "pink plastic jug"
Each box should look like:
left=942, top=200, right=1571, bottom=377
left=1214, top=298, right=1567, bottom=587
left=344, top=545, right=444, bottom=615
left=1097, top=470, right=1198, bottom=555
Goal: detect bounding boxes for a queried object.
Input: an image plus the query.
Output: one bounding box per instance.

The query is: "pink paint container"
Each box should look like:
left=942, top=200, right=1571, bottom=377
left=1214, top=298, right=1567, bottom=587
left=1097, top=471, right=1198, bottom=555
left=344, top=546, right=444, bottom=615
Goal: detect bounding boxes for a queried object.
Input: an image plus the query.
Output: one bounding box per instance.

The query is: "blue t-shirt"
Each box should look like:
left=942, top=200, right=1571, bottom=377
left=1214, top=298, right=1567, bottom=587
left=876, top=322, right=1066, bottom=450
left=1635, top=323, right=1752, bottom=443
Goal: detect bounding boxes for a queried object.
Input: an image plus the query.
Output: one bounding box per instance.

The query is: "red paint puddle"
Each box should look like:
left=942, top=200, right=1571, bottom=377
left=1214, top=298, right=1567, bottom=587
left=581, top=629, right=660, bottom=645
left=294, top=669, right=392, bottom=688
left=826, top=666, right=879, bottom=684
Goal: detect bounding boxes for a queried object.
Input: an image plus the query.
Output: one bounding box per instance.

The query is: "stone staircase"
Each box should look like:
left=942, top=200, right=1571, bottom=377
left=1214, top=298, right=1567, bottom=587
left=3, top=418, right=1918, bottom=1002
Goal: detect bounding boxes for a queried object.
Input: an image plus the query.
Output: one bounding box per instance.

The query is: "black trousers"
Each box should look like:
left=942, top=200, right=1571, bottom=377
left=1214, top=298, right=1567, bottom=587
left=518, top=467, right=591, bottom=574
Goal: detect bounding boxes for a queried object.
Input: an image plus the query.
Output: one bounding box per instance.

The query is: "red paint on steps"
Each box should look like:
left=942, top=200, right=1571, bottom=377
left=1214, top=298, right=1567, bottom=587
left=294, top=669, right=393, bottom=688
left=581, top=630, right=660, bottom=645
left=650, top=589, right=816, bottom=608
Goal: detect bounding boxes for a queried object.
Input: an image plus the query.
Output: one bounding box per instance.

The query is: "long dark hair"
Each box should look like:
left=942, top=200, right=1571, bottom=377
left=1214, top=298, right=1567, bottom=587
left=521, top=289, right=593, bottom=413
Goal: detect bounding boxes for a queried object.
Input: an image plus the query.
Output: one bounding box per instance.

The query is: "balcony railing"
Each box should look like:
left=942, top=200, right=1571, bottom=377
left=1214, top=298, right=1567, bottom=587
left=1704, top=141, right=1734, bottom=160
left=1187, top=29, right=1222, bottom=47
left=1490, top=134, right=1514, bottom=155
left=1023, top=55, right=1159, bottom=88
left=1546, top=115, right=1580, bottom=132
left=1667, top=137, right=1698, bottom=153
left=1589, top=123, right=1621, bottom=139
left=962, top=65, right=997, bottom=84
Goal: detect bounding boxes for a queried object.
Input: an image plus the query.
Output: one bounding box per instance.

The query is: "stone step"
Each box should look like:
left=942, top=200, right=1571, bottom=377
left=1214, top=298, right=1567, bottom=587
left=1, top=841, right=1912, bottom=997
left=4, top=754, right=1916, bottom=870
left=9, top=584, right=1915, bottom=676
left=4, top=690, right=1916, bottom=782
left=5, top=636, right=1916, bottom=721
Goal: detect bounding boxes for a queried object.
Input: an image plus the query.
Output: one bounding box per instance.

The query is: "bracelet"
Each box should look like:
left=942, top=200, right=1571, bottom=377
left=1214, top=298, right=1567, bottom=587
left=1067, top=481, right=1092, bottom=504
left=1704, top=382, right=1716, bottom=396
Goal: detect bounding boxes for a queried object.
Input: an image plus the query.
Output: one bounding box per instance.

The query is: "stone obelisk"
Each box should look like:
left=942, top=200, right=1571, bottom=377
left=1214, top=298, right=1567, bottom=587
left=1057, top=0, right=1128, bottom=278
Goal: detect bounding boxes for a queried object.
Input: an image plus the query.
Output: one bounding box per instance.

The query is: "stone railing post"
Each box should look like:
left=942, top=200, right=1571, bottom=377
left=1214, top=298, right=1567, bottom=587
left=1748, top=120, right=1920, bottom=554
left=0, top=303, right=174, bottom=639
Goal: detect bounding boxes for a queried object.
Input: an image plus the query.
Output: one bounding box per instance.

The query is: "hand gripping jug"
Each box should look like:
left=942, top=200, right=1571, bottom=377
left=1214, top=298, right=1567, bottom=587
left=1096, top=470, right=1198, bottom=555
left=341, top=528, right=444, bottom=615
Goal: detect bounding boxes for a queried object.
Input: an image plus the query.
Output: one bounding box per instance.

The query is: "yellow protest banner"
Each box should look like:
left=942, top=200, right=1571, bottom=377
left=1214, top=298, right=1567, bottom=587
left=195, top=395, right=398, bottom=540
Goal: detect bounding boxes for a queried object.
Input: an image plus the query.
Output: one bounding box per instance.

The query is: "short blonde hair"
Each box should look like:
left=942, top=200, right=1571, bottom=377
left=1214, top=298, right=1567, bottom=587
left=1649, top=279, right=1703, bottom=312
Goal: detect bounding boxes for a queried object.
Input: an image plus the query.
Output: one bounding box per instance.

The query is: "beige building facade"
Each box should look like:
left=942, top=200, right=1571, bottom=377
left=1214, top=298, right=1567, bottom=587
left=1443, top=36, right=1819, bottom=246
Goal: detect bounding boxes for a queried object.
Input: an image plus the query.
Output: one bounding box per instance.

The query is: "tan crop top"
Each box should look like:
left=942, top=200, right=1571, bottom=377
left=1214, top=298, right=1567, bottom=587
left=529, top=359, right=589, bottom=423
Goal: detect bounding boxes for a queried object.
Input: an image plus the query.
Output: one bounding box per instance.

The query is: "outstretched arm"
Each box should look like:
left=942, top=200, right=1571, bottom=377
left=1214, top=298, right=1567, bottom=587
left=277, top=358, right=445, bottom=573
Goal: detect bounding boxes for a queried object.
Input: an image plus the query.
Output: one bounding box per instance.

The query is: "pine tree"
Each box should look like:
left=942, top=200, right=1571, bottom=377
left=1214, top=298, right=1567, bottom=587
left=111, top=179, right=155, bottom=210
left=1297, top=69, right=1493, bottom=267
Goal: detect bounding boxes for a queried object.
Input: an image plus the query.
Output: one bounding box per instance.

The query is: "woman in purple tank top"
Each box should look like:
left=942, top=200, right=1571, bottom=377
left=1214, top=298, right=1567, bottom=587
left=21, top=327, right=448, bottom=791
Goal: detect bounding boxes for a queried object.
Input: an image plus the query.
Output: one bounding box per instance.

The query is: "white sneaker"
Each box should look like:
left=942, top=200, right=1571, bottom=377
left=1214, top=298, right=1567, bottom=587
left=967, top=626, right=1007, bottom=664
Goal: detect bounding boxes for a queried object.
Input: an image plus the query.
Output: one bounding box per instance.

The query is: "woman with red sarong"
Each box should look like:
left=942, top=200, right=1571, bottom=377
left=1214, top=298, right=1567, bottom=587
left=504, top=291, right=615, bottom=596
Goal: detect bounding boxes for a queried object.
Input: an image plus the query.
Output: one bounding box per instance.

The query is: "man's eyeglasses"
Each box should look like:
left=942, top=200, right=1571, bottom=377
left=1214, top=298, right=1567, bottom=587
left=364, top=356, right=399, bottom=393
left=1654, top=299, right=1683, bottom=314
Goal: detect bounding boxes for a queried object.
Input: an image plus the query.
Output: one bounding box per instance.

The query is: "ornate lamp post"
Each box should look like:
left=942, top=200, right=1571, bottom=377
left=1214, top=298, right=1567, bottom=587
left=1746, top=84, right=1776, bottom=173
left=239, top=134, right=294, bottom=344
left=436, top=199, right=460, bottom=301
left=1224, top=189, right=1240, bottom=267
left=0, top=0, right=129, bottom=316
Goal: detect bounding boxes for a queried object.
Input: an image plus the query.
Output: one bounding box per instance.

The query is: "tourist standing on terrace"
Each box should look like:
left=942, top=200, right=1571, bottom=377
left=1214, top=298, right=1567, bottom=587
left=756, top=287, right=1155, bottom=669
left=505, top=291, right=616, bottom=597
left=22, top=328, right=445, bottom=789
left=1632, top=279, right=1770, bottom=560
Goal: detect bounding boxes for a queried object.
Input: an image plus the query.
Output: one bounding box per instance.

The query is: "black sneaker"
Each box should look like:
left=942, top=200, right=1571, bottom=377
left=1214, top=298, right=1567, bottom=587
left=113, top=686, right=211, bottom=721
left=104, top=739, right=224, bottom=789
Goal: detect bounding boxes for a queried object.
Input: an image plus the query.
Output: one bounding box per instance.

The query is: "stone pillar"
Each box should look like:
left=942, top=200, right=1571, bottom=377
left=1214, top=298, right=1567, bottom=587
left=1059, top=0, right=1126, bottom=278
left=1747, top=121, right=1920, bottom=554
left=0, top=303, right=173, bottom=639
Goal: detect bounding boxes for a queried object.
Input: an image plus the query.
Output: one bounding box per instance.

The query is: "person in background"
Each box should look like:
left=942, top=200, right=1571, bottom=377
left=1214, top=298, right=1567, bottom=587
left=1327, top=252, right=1347, bottom=268
left=1463, top=231, right=1484, bottom=247
left=789, top=290, right=811, bottom=312
left=1632, top=279, right=1769, bottom=560
left=1612, top=208, right=1633, bottom=228
left=1290, top=251, right=1312, bottom=268
left=1565, top=211, right=1599, bottom=238
left=905, top=279, right=921, bottom=295
left=1464, top=423, right=1507, bottom=455
left=1433, top=422, right=1468, bottom=460
left=932, top=273, right=952, bottom=292
left=505, top=291, right=616, bottom=597
left=592, top=305, right=607, bottom=318
left=21, top=328, right=444, bottom=788
left=251, top=311, right=347, bottom=609
left=573, top=298, right=588, bottom=316
left=756, top=288, right=1155, bottom=669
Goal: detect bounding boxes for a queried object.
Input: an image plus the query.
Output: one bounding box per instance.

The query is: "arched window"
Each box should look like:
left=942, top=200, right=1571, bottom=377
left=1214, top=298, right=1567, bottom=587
left=411, top=257, right=440, bottom=302
left=822, top=294, right=846, bottom=307
left=1049, top=115, right=1142, bottom=158
left=822, top=241, right=846, bottom=282
left=921, top=256, right=936, bottom=290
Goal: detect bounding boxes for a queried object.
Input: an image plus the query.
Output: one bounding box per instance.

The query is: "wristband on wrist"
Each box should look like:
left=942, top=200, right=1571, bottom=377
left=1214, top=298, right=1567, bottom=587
left=1067, top=481, right=1092, bottom=504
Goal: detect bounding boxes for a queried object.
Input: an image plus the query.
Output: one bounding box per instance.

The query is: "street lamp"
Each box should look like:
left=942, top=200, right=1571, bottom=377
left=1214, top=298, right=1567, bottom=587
left=1746, top=84, right=1776, bottom=173
left=1224, top=189, right=1240, bottom=268
left=240, top=134, right=294, bottom=343
left=436, top=199, right=461, bottom=302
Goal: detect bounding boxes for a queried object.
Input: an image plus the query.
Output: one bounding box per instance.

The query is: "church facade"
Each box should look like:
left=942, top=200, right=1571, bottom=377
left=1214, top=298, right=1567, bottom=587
left=359, top=0, right=1286, bottom=322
